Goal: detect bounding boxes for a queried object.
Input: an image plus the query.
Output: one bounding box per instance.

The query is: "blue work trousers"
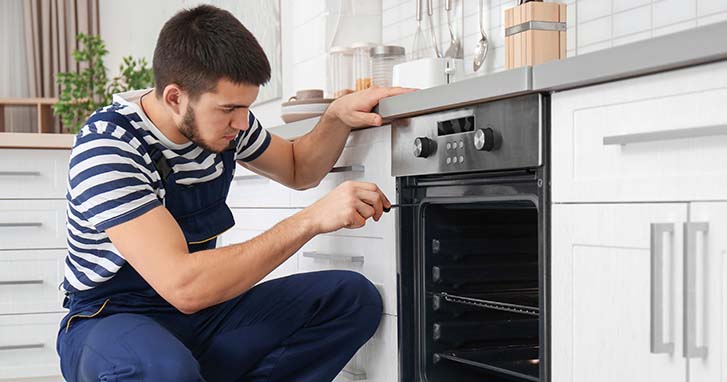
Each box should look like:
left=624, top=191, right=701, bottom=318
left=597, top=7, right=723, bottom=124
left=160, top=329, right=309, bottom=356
left=57, top=270, right=383, bottom=382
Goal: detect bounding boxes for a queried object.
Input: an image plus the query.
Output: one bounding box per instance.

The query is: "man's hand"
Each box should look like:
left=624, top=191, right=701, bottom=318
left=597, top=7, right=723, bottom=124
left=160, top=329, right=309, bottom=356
left=325, top=87, right=416, bottom=128
left=300, top=181, right=392, bottom=234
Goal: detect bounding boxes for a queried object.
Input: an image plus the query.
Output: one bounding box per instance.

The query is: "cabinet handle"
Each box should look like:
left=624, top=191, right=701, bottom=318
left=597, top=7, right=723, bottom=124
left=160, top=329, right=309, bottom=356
left=233, top=174, right=269, bottom=182
left=650, top=223, right=675, bottom=354
left=683, top=222, right=709, bottom=359
left=0, top=280, right=44, bottom=286
left=603, top=124, right=727, bottom=146
left=0, top=171, right=41, bottom=176
left=0, top=343, right=44, bottom=351
left=302, top=251, right=364, bottom=265
left=339, top=368, right=367, bottom=381
left=0, top=222, right=43, bottom=228
left=329, top=165, right=365, bottom=174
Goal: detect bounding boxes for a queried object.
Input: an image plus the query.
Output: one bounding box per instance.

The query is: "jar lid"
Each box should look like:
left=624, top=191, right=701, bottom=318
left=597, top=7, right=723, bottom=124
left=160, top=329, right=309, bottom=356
left=329, top=46, right=353, bottom=54
left=350, top=42, right=377, bottom=49
left=370, top=45, right=405, bottom=57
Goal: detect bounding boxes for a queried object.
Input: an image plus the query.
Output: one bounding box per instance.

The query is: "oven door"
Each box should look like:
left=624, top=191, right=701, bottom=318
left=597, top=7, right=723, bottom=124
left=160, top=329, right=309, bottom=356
left=397, top=173, right=550, bottom=382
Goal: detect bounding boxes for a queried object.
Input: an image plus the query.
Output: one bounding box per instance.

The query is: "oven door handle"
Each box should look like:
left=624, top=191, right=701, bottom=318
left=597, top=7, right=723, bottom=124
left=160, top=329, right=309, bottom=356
left=650, top=223, right=675, bottom=354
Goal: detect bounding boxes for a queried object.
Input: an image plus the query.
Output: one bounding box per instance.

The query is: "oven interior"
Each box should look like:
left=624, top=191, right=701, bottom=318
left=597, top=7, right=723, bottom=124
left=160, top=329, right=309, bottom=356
left=415, top=200, right=541, bottom=382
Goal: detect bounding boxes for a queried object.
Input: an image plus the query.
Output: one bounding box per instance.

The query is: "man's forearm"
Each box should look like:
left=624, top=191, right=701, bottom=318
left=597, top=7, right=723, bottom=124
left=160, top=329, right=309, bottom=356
left=290, top=113, right=352, bottom=189
left=172, top=210, right=318, bottom=313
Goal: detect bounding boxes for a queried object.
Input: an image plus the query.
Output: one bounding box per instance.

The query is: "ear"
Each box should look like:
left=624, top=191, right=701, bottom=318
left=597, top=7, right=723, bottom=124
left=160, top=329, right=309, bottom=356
left=161, top=84, right=186, bottom=117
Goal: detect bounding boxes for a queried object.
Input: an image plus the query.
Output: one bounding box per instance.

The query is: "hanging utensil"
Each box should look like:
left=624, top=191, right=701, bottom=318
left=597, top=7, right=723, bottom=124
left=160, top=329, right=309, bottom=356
left=426, top=0, right=442, bottom=58
left=443, top=0, right=462, bottom=58
left=472, top=0, right=489, bottom=72
left=411, top=0, right=427, bottom=60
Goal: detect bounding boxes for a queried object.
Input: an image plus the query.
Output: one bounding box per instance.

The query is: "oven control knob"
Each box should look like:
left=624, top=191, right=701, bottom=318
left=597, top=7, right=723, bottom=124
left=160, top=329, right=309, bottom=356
left=473, top=128, right=495, bottom=151
left=413, top=137, right=435, bottom=158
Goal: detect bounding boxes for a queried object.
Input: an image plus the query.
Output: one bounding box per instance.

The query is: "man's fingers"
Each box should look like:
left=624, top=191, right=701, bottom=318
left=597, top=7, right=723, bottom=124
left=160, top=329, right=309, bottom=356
left=375, top=86, right=417, bottom=98
left=352, top=200, right=375, bottom=223
left=348, top=111, right=382, bottom=127
left=348, top=181, right=391, bottom=210
left=356, top=189, right=384, bottom=221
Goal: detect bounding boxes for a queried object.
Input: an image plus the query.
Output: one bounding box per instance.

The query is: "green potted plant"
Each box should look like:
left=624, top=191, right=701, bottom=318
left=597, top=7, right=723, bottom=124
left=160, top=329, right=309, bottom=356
left=53, top=33, right=154, bottom=134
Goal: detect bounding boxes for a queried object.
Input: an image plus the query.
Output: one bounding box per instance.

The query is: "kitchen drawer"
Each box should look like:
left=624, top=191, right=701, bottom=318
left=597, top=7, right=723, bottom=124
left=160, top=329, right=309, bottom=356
left=0, top=149, right=70, bottom=200
left=225, top=208, right=297, bottom=231
left=292, top=136, right=395, bottom=209
left=0, top=200, right=66, bottom=250
left=552, top=61, right=727, bottom=202
left=218, top=209, right=299, bottom=283
left=298, top=234, right=397, bottom=315
left=0, top=313, right=64, bottom=380
left=0, top=250, right=65, bottom=315
left=334, top=314, right=398, bottom=382
left=227, top=166, right=292, bottom=208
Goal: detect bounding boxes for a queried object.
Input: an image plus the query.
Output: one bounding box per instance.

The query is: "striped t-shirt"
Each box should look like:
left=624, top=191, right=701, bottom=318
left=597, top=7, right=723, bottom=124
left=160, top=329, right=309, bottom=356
left=62, top=89, right=271, bottom=293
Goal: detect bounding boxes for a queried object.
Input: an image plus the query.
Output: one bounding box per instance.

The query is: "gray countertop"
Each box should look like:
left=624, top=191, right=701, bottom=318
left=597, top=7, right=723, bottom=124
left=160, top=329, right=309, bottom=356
left=270, top=21, right=727, bottom=139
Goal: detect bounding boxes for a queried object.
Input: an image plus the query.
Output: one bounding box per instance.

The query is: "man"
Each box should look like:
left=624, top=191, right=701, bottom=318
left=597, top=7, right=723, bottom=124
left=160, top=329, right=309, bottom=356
left=57, top=5, right=411, bottom=381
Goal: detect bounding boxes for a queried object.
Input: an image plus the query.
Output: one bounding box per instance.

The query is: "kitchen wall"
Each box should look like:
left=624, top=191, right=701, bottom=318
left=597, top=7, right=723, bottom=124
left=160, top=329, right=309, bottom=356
left=99, top=0, right=377, bottom=128
left=383, top=0, right=727, bottom=78
left=99, top=0, right=727, bottom=128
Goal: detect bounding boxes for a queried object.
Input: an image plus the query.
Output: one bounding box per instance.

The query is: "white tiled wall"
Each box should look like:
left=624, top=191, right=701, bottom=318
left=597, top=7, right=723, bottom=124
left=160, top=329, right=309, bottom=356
left=381, top=0, right=727, bottom=77
left=262, top=0, right=727, bottom=126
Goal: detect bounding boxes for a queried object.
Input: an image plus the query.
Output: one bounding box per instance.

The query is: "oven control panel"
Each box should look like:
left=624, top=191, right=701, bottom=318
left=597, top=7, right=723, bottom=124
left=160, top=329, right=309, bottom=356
left=392, top=94, right=543, bottom=177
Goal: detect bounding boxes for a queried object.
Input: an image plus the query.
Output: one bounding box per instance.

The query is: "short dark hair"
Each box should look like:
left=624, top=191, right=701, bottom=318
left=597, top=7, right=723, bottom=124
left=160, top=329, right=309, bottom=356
left=153, top=4, right=271, bottom=99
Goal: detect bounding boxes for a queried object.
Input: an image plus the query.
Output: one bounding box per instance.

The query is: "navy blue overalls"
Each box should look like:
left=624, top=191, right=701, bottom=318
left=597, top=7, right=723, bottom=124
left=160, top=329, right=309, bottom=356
left=57, top=111, right=383, bottom=382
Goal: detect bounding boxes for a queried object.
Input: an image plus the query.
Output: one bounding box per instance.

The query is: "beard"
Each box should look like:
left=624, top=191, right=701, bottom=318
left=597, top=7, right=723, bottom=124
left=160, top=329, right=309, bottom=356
left=178, top=105, right=233, bottom=153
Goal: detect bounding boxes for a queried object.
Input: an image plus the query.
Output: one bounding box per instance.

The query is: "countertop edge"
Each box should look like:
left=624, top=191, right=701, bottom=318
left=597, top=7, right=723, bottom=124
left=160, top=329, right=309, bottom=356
left=0, top=133, right=75, bottom=149
left=532, top=21, right=727, bottom=92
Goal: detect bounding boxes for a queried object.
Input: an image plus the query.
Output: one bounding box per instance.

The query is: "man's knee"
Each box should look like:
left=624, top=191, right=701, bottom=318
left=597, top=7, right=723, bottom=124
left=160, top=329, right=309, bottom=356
left=330, top=270, right=383, bottom=313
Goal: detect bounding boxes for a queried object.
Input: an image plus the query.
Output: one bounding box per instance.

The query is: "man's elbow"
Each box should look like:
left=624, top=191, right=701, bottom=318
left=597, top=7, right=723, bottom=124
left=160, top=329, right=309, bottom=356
left=291, top=179, right=320, bottom=191
left=162, top=274, right=208, bottom=314
left=166, top=287, right=205, bottom=315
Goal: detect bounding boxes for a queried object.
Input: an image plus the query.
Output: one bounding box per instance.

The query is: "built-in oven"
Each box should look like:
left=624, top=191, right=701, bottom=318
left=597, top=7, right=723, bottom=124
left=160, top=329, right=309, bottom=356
left=392, top=94, right=550, bottom=382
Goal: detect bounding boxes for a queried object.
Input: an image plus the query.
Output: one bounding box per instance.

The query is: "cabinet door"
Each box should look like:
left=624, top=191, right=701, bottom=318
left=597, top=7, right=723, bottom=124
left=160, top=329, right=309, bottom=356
left=552, top=203, right=687, bottom=382
left=551, top=61, right=727, bottom=203
left=688, top=202, right=726, bottom=382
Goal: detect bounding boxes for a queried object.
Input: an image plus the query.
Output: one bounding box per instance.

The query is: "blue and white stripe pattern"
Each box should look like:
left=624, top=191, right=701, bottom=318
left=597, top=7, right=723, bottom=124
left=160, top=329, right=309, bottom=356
left=62, top=91, right=270, bottom=292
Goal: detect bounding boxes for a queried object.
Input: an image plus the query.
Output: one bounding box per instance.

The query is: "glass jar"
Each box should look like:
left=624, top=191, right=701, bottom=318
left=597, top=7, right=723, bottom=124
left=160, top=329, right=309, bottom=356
left=370, top=45, right=406, bottom=88
left=328, top=46, right=354, bottom=98
left=351, top=42, right=375, bottom=92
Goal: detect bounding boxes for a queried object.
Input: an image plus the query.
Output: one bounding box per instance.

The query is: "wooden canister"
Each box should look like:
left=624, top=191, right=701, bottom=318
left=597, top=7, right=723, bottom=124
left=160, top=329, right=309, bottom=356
left=505, top=1, right=567, bottom=69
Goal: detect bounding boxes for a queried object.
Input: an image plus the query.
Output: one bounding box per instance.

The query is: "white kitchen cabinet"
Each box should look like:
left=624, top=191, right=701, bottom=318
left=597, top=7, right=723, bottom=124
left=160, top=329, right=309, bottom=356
left=552, top=203, right=688, bottom=382
left=551, top=61, right=727, bottom=203
left=334, top=314, right=398, bottom=382
left=687, top=202, right=726, bottom=382
left=297, top=232, right=398, bottom=315
left=227, top=166, right=292, bottom=208
left=0, top=149, right=70, bottom=200
left=0, top=250, right=65, bottom=315
left=218, top=208, right=299, bottom=283
left=0, top=313, right=65, bottom=380
left=552, top=202, right=726, bottom=382
left=0, top=148, right=69, bottom=382
left=0, top=200, right=67, bottom=250
left=291, top=125, right=396, bottom=209
left=0, top=149, right=70, bottom=382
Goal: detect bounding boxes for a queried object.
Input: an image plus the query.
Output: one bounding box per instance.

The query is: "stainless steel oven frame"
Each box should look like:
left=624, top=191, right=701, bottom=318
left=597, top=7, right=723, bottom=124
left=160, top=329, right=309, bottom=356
left=393, top=94, right=551, bottom=382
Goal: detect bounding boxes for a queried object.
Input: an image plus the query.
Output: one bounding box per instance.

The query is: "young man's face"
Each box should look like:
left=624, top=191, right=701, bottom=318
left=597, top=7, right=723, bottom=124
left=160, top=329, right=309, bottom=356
left=179, top=79, right=260, bottom=153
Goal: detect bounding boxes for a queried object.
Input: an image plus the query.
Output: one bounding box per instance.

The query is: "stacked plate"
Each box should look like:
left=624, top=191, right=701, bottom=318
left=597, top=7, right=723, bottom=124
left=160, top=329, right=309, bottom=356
left=281, top=97, right=334, bottom=123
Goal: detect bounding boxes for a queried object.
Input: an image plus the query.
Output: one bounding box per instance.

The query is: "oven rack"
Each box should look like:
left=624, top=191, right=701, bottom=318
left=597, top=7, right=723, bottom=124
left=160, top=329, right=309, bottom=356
left=433, top=345, right=540, bottom=382
left=437, top=292, right=539, bottom=316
